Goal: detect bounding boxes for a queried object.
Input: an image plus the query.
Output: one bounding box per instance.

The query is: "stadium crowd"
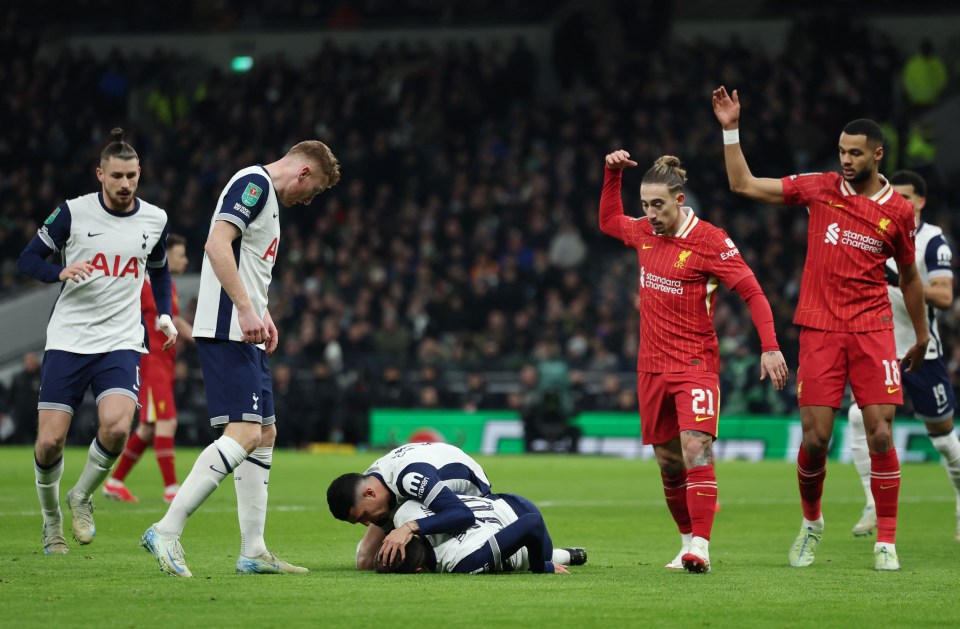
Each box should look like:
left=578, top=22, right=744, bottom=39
left=1, top=7, right=959, bottom=446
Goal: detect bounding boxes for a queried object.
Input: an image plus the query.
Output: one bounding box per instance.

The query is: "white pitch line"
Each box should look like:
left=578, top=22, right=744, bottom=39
left=0, top=504, right=315, bottom=517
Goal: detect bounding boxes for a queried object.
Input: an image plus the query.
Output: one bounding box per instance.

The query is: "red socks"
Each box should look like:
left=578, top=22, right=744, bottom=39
left=154, top=434, right=178, bottom=487
left=870, top=448, right=900, bottom=544
left=686, top=466, right=717, bottom=540
left=797, top=447, right=827, bottom=521
left=661, top=471, right=692, bottom=534
left=112, top=431, right=148, bottom=482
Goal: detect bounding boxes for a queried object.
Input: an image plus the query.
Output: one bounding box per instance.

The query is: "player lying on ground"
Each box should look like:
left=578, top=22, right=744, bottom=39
left=375, top=493, right=580, bottom=574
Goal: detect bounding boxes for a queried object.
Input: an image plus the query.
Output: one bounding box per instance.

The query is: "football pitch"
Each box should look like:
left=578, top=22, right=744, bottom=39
left=1, top=446, right=956, bottom=629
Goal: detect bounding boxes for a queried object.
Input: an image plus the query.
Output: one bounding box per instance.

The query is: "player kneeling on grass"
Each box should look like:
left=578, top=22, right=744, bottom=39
left=376, top=494, right=575, bottom=574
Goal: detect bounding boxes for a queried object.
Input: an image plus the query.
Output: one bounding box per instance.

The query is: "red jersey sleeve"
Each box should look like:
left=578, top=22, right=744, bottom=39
left=781, top=173, right=826, bottom=206
left=702, top=228, right=754, bottom=290
left=599, top=167, right=644, bottom=247
left=891, top=205, right=917, bottom=267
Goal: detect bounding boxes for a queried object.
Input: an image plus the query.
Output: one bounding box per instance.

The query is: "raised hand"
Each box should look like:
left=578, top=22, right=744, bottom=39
left=712, top=86, right=740, bottom=129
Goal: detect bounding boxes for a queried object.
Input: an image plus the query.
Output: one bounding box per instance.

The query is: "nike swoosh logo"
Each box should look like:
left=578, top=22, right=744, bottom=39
left=827, top=201, right=845, bottom=209
left=696, top=492, right=716, bottom=497
left=87, top=232, right=103, bottom=237
left=880, top=484, right=897, bottom=490
left=694, top=415, right=712, bottom=422
left=165, top=548, right=186, bottom=574
left=273, top=213, right=278, bottom=218
left=209, top=465, right=228, bottom=475
left=887, top=387, right=901, bottom=394
left=642, top=244, right=654, bottom=249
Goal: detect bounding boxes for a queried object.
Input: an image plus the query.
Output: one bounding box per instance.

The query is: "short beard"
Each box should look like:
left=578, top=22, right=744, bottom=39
left=845, top=166, right=873, bottom=184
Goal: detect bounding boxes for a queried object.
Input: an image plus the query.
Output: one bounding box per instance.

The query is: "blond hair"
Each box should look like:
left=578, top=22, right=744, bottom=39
left=288, top=141, right=341, bottom=187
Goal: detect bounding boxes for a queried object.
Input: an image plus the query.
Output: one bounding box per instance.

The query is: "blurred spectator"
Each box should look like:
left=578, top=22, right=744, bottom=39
left=901, top=39, right=949, bottom=111
left=3, top=351, right=41, bottom=444
left=374, top=364, right=416, bottom=408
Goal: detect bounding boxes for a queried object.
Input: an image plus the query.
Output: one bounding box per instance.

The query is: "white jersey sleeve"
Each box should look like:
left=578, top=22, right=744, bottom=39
left=364, top=442, right=491, bottom=508
left=193, top=166, right=280, bottom=344
left=886, top=222, right=952, bottom=359
left=40, top=193, right=168, bottom=354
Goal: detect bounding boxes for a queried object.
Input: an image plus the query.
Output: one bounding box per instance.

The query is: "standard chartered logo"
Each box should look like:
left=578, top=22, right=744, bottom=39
left=825, top=223, right=840, bottom=245
left=640, top=266, right=645, bottom=288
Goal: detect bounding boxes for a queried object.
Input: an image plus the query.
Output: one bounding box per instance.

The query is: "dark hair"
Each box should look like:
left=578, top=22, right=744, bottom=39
left=100, top=127, right=139, bottom=164
left=842, top=119, right=884, bottom=146
left=375, top=536, right=428, bottom=574
left=889, top=170, right=927, bottom=198
left=166, top=233, right=187, bottom=248
left=327, top=472, right=364, bottom=521
left=641, top=155, right=687, bottom=195
left=288, top=140, right=342, bottom=187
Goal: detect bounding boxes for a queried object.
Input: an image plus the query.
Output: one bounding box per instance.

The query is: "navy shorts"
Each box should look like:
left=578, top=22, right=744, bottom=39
left=196, top=338, right=275, bottom=426
left=39, top=349, right=142, bottom=415
left=903, top=357, right=956, bottom=422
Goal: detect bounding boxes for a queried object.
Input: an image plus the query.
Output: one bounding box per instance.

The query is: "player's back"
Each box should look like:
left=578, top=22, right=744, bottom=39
left=44, top=193, right=168, bottom=354
left=365, top=442, right=491, bottom=504
left=394, top=496, right=525, bottom=573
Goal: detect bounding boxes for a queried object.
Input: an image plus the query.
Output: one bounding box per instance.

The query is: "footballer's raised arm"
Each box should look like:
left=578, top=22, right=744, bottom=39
left=712, top=86, right=786, bottom=206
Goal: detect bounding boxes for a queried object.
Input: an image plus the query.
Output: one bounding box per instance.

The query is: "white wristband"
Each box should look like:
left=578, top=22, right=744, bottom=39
left=722, top=128, right=740, bottom=145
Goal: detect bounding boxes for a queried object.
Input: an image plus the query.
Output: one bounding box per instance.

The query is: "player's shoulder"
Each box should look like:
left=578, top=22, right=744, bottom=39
left=62, top=192, right=100, bottom=212
left=225, top=165, right=272, bottom=188
left=689, top=218, right=732, bottom=247
left=135, top=198, right=169, bottom=220
left=785, top=171, right=833, bottom=186
left=918, top=221, right=944, bottom=239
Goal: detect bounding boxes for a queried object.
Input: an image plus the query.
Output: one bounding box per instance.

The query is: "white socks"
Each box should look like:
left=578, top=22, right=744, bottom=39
left=930, top=431, right=960, bottom=503
left=72, top=438, right=119, bottom=501
left=35, top=456, right=64, bottom=524
left=847, top=403, right=875, bottom=508
left=802, top=517, right=824, bottom=531
left=157, top=435, right=249, bottom=536
left=236, top=446, right=272, bottom=558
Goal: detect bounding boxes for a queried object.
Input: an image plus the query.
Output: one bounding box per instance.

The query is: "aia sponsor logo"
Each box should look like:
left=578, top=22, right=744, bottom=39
left=90, top=253, right=140, bottom=277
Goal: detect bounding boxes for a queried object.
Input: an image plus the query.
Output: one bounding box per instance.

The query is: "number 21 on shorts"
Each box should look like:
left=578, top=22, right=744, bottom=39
left=692, top=388, right=715, bottom=416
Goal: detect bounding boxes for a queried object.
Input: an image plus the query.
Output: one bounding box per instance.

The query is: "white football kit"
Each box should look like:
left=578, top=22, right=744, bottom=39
left=394, top=496, right=528, bottom=573
left=38, top=193, right=168, bottom=354
left=193, top=165, right=280, bottom=345
left=364, top=442, right=491, bottom=512
left=886, top=221, right=953, bottom=359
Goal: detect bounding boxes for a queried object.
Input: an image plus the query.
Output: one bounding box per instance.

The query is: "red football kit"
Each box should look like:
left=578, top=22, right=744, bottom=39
left=782, top=172, right=916, bottom=408
left=139, top=278, right=179, bottom=422
left=600, top=167, right=779, bottom=445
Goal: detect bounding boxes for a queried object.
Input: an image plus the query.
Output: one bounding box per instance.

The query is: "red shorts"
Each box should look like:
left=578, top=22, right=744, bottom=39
left=797, top=327, right=902, bottom=409
left=137, top=374, right=176, bottom=423
left=637, top=372, right=721, bottom=445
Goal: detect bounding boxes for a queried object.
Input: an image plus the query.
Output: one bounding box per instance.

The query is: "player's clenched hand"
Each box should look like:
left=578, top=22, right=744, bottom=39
left=238, top=306, right=268, bottom=345
left=759, top=350, right=788, bottom=390
left=59, top=260, right=96, bottom=283
left=901, top=341, right=928, bottom=373
left=605, top=150, right=638, bottom=170
left=377, top=526, right=413, bottom=566
left=712, top=86, right=740, bottom=129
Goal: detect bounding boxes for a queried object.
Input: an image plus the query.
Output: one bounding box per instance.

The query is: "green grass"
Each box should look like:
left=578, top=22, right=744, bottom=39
left=0, top=446, right=957, bottom=628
